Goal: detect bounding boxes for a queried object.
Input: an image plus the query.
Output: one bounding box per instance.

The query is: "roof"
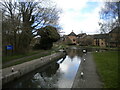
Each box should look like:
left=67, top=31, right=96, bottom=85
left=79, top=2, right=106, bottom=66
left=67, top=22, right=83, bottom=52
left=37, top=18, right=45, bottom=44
left=77, top=33, right=86, bottom=37
left=109, top=27, right=120, bottom=33
left=93, top=34, right=108, bottom=39
left=68, top=31, right=76, bottom=36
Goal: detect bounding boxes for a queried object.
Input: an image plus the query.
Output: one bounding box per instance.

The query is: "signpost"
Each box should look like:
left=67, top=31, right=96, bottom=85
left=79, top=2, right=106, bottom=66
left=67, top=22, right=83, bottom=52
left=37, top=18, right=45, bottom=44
left=6, top=45, right=13, bottom=56
left=6, top=45, right=13, bottom=50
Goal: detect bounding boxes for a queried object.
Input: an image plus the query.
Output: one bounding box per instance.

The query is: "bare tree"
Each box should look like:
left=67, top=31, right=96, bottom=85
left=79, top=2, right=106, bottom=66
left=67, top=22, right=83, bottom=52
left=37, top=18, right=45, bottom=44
left=99, top=2, right=120, bottom=33
left=2, top=0, right=61, bottom=54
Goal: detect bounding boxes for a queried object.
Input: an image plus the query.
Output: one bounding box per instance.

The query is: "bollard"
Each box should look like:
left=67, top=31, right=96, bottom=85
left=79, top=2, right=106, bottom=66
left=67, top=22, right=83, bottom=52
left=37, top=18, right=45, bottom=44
left=81, top=72, right=84, bottom=78
left=11, top=67, right=14, bottom=72
left=83, top=59, right=85, bottom=62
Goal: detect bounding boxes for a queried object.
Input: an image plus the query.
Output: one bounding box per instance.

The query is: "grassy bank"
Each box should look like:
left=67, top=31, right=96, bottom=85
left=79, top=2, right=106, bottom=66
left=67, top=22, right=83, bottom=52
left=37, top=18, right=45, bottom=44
left=79, top=46, right=119, bottom=50
left=3, top=43, right=68, bottom=68
left=93, top=51, right=118, bottom=88
left=3, top=50, right=45, bottom=63
left=3, top=49, right=57, bottom=68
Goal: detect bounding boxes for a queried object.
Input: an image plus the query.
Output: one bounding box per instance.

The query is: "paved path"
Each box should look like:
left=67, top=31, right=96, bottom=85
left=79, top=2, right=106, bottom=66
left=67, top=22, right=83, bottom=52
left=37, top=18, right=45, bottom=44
left=72, top=52, right=103, bottom=88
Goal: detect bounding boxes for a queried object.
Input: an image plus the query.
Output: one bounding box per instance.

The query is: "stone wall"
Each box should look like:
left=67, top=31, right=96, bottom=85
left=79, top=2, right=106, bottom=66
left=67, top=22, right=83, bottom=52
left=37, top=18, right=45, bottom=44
left=2, top=52, right=65, bottom=85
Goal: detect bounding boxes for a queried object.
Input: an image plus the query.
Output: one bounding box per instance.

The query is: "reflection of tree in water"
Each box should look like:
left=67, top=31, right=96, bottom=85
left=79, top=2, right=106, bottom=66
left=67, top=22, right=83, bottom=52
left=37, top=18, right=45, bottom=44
left=66, top=49, right=83, bottom=59
left=31, top=62, right=60, bottom=88
left=15, top=62, right=60, bottom=88
left=22, top=62, right=60, bottom=88
left=41, top=62, right=59, bottom=77
left=66, top=49, right=77, bottom=59
left=3, top=70, right=43, bottom=88
left=76, top=49, right=84, bottom=57
left=4, top=61, right=62, bottom=88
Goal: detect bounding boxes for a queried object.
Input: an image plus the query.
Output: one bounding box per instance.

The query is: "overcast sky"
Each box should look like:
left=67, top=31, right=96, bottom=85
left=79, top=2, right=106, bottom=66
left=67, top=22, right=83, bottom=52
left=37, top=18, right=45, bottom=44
left=53, top=0, right=105, bottom=35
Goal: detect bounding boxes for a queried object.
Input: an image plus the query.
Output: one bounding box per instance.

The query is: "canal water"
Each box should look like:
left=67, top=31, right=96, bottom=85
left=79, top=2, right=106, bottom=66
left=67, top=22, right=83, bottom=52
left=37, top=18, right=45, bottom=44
left=3, top=48, right=84, bottom=88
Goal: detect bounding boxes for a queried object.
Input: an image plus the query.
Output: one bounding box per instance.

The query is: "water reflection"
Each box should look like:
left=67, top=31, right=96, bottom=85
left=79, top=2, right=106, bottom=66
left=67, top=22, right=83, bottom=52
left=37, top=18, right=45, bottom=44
left=3, top=48, right=82, bottom=88
left=32, top=63, right=60, bottom=88
left=66, top=48, right=83, bottom=59
left=57, top=55, right=66, bottom=64
left=57, top=56, right=81, bottom=88
left=41, top=62, right=59, bottom=77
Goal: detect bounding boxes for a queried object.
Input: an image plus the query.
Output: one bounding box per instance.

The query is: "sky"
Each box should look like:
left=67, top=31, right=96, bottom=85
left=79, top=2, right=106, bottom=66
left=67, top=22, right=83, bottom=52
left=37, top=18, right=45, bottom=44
left=53, top=0, right=105, bottom=35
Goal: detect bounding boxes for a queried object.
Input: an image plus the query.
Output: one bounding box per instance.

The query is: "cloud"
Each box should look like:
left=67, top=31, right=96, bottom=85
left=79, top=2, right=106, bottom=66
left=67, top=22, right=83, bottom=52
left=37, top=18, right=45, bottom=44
left=53, top=0, right=104, bottom=35
left=54, top=0, right=89, bottom=11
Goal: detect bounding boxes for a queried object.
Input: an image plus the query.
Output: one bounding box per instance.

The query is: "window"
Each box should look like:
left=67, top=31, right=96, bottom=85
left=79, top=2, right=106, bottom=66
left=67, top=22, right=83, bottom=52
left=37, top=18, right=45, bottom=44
left=73, top=39, right=75, bottom=42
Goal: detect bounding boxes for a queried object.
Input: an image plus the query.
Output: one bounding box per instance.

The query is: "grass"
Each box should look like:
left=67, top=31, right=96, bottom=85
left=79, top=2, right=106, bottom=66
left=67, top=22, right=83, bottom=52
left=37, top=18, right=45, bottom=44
left=93, top=51, right=119, bottom=88
left=79, top=45, right=119, bottom=50
left=3, top=50, right=45, bottom=63
left=2, top=49, right=57, bottom=68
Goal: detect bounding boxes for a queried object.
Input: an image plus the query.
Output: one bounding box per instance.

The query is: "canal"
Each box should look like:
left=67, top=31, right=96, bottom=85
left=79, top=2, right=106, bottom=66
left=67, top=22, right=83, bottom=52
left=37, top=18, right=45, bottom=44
left=4, top=48, right=84, bottom=88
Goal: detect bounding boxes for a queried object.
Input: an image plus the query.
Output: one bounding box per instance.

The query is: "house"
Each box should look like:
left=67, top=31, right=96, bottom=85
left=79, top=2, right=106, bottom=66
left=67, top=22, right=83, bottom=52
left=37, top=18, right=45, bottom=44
left=64, top=31, right=78, bottom=45
left=63, top=31, right=93, bottom=46
left=77, top=34, right=93, bottom=46
left=108, top=27, right=120, bottom=47
left=93, top=34, right=108, bottom=47
left=77, top=33, right=87, bottom=38
left=91, top=27, right=120, bottom=48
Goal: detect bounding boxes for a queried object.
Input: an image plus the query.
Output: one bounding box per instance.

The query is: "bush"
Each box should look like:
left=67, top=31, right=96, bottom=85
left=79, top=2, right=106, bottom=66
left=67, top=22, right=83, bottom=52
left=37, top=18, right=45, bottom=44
left=33, top=44, right=41, bottom=50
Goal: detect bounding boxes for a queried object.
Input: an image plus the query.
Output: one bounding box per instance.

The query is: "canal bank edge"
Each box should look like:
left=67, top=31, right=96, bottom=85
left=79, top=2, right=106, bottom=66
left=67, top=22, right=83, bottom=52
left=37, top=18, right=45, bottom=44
left=72, top=52, right=103, bottom=88
left=72, top=52, right=84, bottom=88
left=2, top=52, right=66, bottom=85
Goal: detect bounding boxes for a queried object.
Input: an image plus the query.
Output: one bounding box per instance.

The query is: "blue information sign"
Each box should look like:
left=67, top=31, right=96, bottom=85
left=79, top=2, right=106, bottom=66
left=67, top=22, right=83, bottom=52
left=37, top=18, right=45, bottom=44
left=6, top=45, right=13, bottom=50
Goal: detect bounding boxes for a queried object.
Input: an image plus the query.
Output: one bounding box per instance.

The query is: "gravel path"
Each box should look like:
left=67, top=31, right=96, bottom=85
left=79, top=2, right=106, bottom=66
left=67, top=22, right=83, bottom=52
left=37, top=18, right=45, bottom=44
left=72, top=52, right=103, bottom=88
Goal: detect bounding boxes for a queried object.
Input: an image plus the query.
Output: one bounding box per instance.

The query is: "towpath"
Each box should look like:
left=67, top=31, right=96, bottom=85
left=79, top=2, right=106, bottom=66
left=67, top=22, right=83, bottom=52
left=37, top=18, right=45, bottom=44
left=72, top=52, right=103, bottom=88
